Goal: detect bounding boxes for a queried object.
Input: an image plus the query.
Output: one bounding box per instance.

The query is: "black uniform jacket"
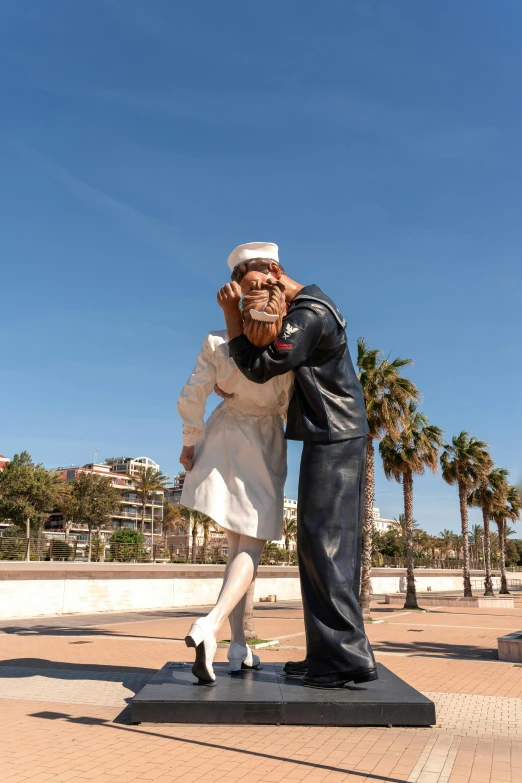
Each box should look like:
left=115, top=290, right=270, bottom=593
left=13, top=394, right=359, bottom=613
left=228, top=284, right=369, bottom=443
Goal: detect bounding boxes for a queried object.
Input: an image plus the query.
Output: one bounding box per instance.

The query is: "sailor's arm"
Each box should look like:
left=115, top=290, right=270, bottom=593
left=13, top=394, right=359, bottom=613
left=228, top=307, right=324, bottom=383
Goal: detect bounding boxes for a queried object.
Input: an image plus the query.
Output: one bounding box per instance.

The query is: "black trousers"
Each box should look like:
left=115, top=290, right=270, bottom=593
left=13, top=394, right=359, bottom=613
left=297, top=436, right=376, bottom=677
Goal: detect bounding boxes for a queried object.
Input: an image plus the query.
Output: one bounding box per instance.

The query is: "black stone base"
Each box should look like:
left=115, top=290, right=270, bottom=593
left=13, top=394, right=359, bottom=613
left=131, top=662, right=435, bottom=726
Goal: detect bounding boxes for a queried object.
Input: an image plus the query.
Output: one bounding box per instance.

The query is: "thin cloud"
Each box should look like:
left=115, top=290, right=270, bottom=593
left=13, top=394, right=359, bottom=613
left=8, top=138, right=180, bottom=252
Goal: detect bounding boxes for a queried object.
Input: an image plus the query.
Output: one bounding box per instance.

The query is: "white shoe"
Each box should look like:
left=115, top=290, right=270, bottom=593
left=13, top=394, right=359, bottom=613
left=228, top=641, right=261, bottom=673
left=185, top=617, right=217, bottom=684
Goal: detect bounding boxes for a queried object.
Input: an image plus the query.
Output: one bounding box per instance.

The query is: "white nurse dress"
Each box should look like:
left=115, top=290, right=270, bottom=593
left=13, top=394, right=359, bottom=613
left=177, top=330, right=293, bottom=541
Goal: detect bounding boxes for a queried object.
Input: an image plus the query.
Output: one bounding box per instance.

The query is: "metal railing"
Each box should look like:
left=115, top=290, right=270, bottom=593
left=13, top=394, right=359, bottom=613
left=0, top=537, right=298, bottom=564
left=374, top=555, right=522, bottom=571
left=1, top=538, right=520, bottom=571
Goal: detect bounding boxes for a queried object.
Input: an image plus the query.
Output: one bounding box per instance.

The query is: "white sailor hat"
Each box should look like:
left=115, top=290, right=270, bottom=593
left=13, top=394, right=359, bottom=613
left=227, top=241, right=279, bottom=272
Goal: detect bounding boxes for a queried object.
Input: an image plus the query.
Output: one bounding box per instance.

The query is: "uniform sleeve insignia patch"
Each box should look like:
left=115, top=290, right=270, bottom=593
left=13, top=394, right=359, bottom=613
left=281, top=323, right=300, bottom=339
left=274, top=338, right=293, bottom=351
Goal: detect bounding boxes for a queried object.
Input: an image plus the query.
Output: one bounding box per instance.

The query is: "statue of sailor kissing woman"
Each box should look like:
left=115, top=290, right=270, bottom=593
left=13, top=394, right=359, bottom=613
left=177, top=274, right=292, bottom=683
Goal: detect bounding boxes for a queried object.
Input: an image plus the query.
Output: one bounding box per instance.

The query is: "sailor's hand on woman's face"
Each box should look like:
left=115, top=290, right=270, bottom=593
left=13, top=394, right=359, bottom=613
left=180, top=445, right=195, bottom=472
left=217, top=282, right=242, bottom=313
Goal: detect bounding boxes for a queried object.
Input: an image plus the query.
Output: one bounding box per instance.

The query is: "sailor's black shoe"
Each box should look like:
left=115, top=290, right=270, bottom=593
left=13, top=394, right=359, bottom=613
left=302, top=667, right=379, bottom=689
left=283, top=659, right=308, bottom=677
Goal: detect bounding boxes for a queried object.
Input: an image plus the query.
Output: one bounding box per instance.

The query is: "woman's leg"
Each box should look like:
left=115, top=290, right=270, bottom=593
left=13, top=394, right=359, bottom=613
left=206, top=533, right=266, bottom=640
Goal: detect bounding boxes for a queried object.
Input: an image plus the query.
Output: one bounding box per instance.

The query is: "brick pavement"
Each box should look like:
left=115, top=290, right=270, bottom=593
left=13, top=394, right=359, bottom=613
left=0, top=599, right=521, bottom=782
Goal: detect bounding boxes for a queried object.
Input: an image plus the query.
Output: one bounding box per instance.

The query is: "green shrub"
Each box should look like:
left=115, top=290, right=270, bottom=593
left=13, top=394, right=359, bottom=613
left=45, top=541, right=74, bottom=561
left=109, top=528, right=143, bottom=562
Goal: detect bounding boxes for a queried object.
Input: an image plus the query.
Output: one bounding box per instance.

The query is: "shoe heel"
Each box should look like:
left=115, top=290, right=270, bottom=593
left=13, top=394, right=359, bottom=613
left=228, top=657, right=243, bottom=673
left=185, top=623, right=204, bottom=649
left=353, top=670, right=379, bottom=684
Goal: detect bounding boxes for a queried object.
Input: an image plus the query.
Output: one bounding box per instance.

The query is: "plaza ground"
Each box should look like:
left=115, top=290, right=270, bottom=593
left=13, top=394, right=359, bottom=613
left=1, top=597, right=522, bottom=783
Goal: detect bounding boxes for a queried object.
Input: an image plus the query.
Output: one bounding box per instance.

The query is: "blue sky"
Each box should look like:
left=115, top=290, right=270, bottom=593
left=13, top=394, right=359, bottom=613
left=1, top=1, right=521, bottom=536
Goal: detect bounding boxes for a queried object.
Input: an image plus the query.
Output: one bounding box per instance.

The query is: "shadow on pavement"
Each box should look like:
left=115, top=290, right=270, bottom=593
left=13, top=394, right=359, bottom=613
left=0, top=657, right=157, bottom=686
left=28, top=710, right=412, bottom=783
left=0, top=623, right=188, bottom=641
left=373, top=640, right=497, bottom=660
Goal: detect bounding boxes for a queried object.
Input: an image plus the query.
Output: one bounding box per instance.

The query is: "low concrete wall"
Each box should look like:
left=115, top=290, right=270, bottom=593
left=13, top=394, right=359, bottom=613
left=498, top=632, right=522, bottom=662
left=385, top=593, right=514, bottom=609
left=0, top=563, right=302, bottom=620
left=0, top=563, right=507, bottom=620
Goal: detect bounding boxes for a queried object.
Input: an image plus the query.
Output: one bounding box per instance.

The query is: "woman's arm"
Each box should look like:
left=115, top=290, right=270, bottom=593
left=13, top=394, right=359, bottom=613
left=176, top=336, right=217, bottom=469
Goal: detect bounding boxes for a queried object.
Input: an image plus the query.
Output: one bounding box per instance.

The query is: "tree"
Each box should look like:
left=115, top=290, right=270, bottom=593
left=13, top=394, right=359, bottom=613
left=492, top=484, right=521, bottom=594
left=438, top=529, right=456, bottom=558
left=390, top=513, right=419, bottom=538
left=440, top=432, right=491, bottom=597
left=161, top=501, right=184, bottom=545
left=505, top=537, right=522, bottom=567
left=0, top=451, right=62, bottom=560
left=282, top=511, right=297, bottom=563
left=373, top=528, right=406, bottom=559
left=69, top=473, right=120, bottom=561
left=109, top=527, right=144, bottom=562
left=55, top=482, right=77, bottom=542
left=243, top=575, right=257, bottom=642
left=379, top=404, right=443, bottom=609
left=453, top=534, right=464, bottom=559
left=183, top=509, right=213, bottom=562
left=468, top=467, right=508, bottom=596
left=200, top=514, right=218, bottom=561
left=470, top=524, right=484, bottom=563
left=132, top=466, right=169, bottom=536
left=356, top=339, right=420, bottom=619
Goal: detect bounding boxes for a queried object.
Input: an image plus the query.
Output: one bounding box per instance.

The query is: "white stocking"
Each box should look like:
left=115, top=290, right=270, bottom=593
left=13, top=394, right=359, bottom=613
left=206, top=531, right=265, bottom=645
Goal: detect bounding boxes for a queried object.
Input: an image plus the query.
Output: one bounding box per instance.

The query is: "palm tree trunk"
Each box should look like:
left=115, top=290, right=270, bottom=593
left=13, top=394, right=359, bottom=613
left=140, top=500, right=146, bottom=535
left=498, top=519, right=510, bottom=594
left=458, top=481, right=473, bottom=597
left=359, top=434, right=375, bottom=621
left=202, top=528, right=209, bottom=562
left=99, top=531, right=106, bottom=563
left=191, top=518, right=198, bottom=564
left=403, top=470, right=419, bottom=609
left=286, top=540, right=290, bottom=564
left=482, top=507, right=494, bottom=596
left=243, top=573, right=257, bottom=642
left=25, top=516, right=31, bottom=562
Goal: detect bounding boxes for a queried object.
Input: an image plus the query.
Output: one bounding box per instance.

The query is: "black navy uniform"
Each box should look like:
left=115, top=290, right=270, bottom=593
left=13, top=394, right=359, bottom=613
left=229, top=285, right=376, bottom=682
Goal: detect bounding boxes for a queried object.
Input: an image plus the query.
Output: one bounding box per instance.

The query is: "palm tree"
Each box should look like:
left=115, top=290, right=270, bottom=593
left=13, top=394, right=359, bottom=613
left=132, top=466, right=169, bottom=537
left=357, top=339, right=420, bottom=619
left=201, top=514, right=218, bottom=561
left=470, top=524, right=484, bottom=564
left=438, top=529, right=456, bottom=560
left=243, top=578, right=257, bottom=642
left=453, top=534, right=464, bottom=560
left=492, top=484, right=521, bottom=594
left=162, top=501, right=184, bottom=546
left=185, top=509, right=213, bottom=562
left=468, top=467, right=508, bottom=596
left=440, top=433, right=491, bottom=597
left=391, top=513, right=419, bottom=537
left=379, top=404, right=443, bottom=609
left=282, top=512, right=297, bottom=564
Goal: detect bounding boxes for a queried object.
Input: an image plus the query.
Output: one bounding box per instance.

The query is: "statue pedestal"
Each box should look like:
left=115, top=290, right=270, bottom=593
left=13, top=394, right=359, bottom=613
left=131, top=662, right=435, bottom=726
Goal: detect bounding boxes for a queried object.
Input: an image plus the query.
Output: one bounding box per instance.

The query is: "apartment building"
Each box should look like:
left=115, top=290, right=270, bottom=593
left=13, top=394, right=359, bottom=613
left=45, top=458, right=164, bottom=540
left=373, top=507, right=395, bottom=533
left=269, top=497, right=298, bottom=550
left=105, top=456, right=162, bottom=478
left=164, top=472, right=186, bottom=507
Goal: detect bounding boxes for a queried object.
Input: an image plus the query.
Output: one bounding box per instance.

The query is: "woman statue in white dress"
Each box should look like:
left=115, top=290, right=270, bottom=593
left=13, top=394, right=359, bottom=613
left=177, top=279, right=292, bottom=684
